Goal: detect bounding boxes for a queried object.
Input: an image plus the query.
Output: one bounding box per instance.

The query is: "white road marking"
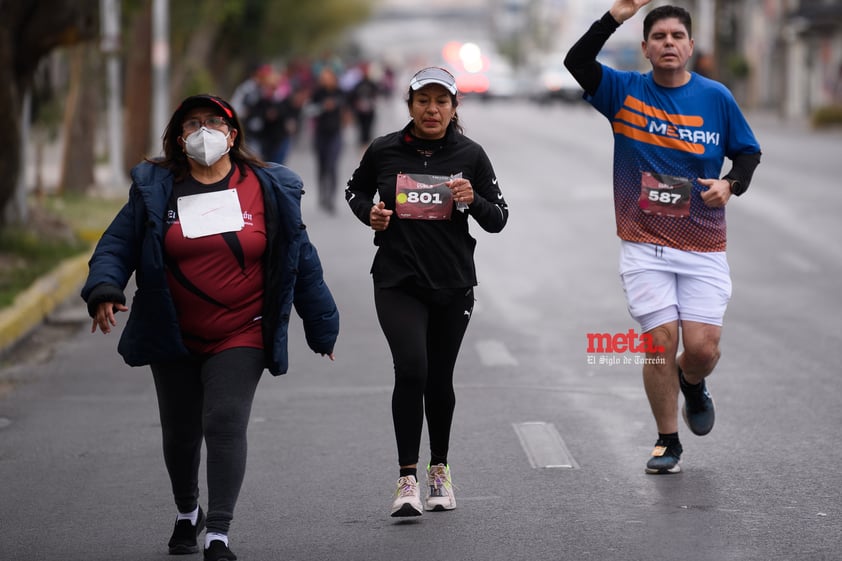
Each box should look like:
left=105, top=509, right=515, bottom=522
left=475, top=339, right=518, bottom=366
left=780, top=251, right=819, bottom=274
left=513, top=422, right=579, bottom=469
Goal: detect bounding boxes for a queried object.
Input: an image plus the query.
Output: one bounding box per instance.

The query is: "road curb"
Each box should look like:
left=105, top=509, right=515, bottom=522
left=0, top=251, right=91, bottom=354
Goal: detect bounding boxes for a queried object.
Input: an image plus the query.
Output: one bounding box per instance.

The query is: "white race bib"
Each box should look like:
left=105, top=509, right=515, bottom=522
left=177, top=189, right=245, bottom=239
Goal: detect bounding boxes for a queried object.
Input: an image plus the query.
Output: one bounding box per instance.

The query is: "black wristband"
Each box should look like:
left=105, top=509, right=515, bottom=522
left=85, top=283, right=126, bottom=318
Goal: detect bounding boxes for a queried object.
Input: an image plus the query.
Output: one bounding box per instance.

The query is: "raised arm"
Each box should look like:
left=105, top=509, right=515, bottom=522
left=565, top=1, right=652, bottom=96
left=609, top=0, right=652, bottom=24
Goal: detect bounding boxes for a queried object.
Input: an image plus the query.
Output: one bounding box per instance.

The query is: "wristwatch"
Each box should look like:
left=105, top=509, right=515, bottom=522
left=726, top=178, right=741, bottom=195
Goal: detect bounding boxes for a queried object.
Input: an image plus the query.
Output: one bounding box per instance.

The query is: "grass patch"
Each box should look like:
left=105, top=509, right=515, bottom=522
left=0, top=193, right=125, bottom=309
left=0, top=229, right=89, bottom=308
left=39, top=192, right=126, bottom=242
left=811, top=105, right=842, bottom=128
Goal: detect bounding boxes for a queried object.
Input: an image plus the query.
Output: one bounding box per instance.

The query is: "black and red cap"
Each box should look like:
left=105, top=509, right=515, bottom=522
left=173, top=94, right=236, bottom=123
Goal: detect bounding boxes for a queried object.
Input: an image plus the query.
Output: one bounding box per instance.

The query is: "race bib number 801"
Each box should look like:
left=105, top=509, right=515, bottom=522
left=638, top=171, right=692, bottom=218
left=395, top=173, right=460, bottom=220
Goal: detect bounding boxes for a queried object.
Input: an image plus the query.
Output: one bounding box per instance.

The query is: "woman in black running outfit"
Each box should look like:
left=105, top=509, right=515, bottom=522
left=345, top=67, right=508, bottom=517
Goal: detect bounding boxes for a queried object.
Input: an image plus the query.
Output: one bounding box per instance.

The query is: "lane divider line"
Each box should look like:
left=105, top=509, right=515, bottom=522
left=513, top=421, right=579, bottom=469
left=475, top=339, right=518, bottom=366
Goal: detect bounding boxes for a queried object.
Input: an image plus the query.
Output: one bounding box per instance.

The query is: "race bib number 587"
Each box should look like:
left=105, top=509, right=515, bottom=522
left=638, top=171, right=692, bottom=218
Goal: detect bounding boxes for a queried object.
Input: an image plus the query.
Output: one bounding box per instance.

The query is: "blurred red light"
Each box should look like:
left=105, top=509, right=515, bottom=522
left=442, top=41, right=462, bottom=65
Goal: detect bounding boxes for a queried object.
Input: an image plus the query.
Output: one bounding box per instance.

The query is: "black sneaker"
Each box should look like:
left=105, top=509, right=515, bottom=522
left=204, top=540, right=237, bottom=561
left=168, top=506, right=205, bottom=555
left=645, top=439, right=683, bottom=474
left=679, top=368, right=715, bottom=436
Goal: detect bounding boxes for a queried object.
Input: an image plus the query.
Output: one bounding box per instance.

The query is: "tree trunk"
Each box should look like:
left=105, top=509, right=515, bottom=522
left=123, top=2, right=153, bottom=171
left=0, top=13, right=24, bottom=224
left=60, top=43, right=99, bottom=194
left=0, top=0, right=98, bottom=227
left=170, top=25, right=220, bottom=100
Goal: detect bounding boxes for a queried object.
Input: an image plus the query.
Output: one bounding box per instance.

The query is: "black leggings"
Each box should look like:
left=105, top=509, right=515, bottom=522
left=151, top=347, right=264, bottom=535
left=374, top=285, right=474, bottom=467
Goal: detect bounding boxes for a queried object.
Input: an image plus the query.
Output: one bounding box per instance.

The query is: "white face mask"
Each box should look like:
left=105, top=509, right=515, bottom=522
left=183, top=127, right=231, bottom=167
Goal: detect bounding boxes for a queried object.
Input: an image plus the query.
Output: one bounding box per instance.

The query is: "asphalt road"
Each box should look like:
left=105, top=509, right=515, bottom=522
left=1, top=96, right=840, bottom=561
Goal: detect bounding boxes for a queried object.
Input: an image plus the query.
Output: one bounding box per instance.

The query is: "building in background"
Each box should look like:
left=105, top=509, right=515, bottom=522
left=359, top=0, right=842, bottom=119
left=496, top=0, right=842, bottom=118
left=777, top=0, right=842, bottom=118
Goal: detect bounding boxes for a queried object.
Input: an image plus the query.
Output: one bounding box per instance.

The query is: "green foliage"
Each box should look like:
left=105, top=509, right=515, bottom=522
left=811, top=105, right=842, bottom=128
left=220, top=0, right=373, bottom=69
left=126, top=0, right=375, bottom=100
left=39, top=193, right=126, bottom=240
left=726, top=53, right=750, bottom=80
left=0, top=194, right=125, bottom=309
left=169, top=0, right=374, bottom=63
left=0, top=227, right=89, bottom=309
left=183, top=67, right=217, bottom=97
left=169, top=0, right=248, bottom=55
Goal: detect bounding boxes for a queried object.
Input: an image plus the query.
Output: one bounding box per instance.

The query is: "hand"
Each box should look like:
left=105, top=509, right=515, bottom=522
left=370, top=201, right=393, bottom=231
left=91, top=301, right=129, bottom=334
left=448, top=178, right=474, bottom=205
left=698, top=178, right=732, bottom=208
left=609, top=0, right=652, bottom=23
left=321, top=352, right=336, bottom=361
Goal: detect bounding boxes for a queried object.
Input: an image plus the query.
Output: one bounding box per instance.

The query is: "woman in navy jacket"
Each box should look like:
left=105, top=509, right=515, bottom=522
left=82, top=94, right=338, bottom=561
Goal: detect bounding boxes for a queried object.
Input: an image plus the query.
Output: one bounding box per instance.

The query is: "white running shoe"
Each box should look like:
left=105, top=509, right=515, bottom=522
left=425, top=463, right=456, bottom=511
left=390, top=475, right=423, bottom=517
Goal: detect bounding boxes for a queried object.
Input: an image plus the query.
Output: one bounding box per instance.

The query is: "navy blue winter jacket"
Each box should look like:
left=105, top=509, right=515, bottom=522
left=80, top=161, right=339, bottom=375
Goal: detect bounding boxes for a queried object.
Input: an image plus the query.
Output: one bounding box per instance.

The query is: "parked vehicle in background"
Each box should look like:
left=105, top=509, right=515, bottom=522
left=441, top=40, right=527, bottom=100
left=480, top=59, right=524, bottom=100
left=530, top=52, right=583, bottom=104
left=530, top=44, right=644, bottom=104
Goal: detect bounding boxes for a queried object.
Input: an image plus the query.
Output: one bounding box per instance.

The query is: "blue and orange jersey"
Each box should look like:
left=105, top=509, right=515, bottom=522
left=587, top=66, right=761, bottom=252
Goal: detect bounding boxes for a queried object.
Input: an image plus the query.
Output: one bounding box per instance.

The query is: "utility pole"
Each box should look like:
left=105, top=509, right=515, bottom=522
left=101, top=0, right=127, bottom=191
left=150, top=0, right=169, bottom=156
left=695, top=0, right=715, bottom=57
left=10, top=91, right=31, bottom=224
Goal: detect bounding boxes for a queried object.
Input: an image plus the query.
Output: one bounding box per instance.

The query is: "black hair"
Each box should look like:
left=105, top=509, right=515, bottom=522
left=150, top=94, right=266, bottom=182
left=643, top=5, right=692, bottom=40
left=406, top=87, right=464, bottom=135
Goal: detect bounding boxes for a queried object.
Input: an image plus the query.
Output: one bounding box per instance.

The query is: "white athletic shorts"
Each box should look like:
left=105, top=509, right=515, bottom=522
left=618, top=240, right=732, bottom=333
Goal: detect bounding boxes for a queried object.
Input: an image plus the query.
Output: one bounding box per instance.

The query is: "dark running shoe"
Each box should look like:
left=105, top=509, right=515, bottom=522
left=204, top=540, right=237, bottom=561
left=679, top=368, right=716, bottom=436
left=168, top=506, right=206, bottom=554
left=645, top=439, right=683, bottom=474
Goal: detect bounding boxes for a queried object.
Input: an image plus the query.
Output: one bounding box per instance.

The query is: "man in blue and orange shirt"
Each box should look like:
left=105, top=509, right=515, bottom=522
left=566, top=0, right=761, bottom=474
